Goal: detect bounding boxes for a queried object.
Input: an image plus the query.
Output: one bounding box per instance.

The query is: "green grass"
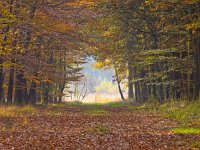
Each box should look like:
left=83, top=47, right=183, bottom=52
left=85, top=109, right=109, bottom=115
left=127, top=99, right=200, bottom=137
left=103, top=102, right=125, bottom=107
left=135, top=100, right=200, bottom=128
left=64, top=101, right=126, bottom=110
left=131, top=100, right=200, bottom=136
left=161, top=101, right=200, bottom=128
left=127, top=105, right=145, bottom=112
left=172, top=127, right=200, bottom=134
left=65, top=101, right=125, bottom=107
left=65, top=101, right=102, bottom=108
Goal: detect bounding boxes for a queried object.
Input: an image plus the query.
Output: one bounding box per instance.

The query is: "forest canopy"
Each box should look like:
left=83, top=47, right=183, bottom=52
left=0, top=0, right=200, bottom=105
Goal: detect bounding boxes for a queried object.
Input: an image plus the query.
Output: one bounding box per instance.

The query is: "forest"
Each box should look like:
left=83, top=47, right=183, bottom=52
left=0, top=0, right=200, bottom=149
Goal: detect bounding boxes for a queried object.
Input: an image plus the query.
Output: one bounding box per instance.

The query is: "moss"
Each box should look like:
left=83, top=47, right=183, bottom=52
left=172, top=127, right=200, bottom=134
left=137, top=100, right=200, bottom=128
left=89, top=122, right=110, bottom=135
left=163, top=102, right=200, bottom=127
left=127, top=105, right=145, bottom=112
left=85, top=109, right=108, bottom=115
left=191, top=141, right=200, bottom=149
left=103, top=102, right=125, bottom=107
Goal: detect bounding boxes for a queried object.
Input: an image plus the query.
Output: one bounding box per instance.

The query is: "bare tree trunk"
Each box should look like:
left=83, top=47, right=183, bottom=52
left=0, top=58, right=3, bottom=104
left=7, top=29, right=17, bottom=105
left=0, top=0, right=15, bottom=104
left=43, top=83, right=49, bottom=105
left=29, top=82, right=37, bottom=105
left=7, top=62, right=15, bottom=105
left=114, top=63, right=125, bottom=101
left=29, top=36, right=42, bottom=105
left=194, top=34, right=200, bottom=100
left=15, top=1, right=36, bottom=105
left=15, top=72, right=28, bottom=105
left=128, top=60, right=134, bottom=100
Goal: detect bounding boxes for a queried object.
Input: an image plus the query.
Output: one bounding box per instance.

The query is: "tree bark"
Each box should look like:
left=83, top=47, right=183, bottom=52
left=15, top=72, right=28, bottom=105
left=29, top=82, right=37, bottom=105
left=114, top=63, right=125, bottom=101
left=194, top=34, right=200, bottom=100
left=7, top=63, right=15, bottom=105
left=0, top=58, right=3, bottom=104
left=128, top=60, right=134, bottom=100
left=15, top=1, right=36, bottom=105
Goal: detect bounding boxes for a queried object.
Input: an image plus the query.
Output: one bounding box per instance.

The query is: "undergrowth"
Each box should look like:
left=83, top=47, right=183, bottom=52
left=133, top=99, right=200, bottom=135
left=85, top=109, right=109, bottom=115
left=0, top=105, right=37, bottom=117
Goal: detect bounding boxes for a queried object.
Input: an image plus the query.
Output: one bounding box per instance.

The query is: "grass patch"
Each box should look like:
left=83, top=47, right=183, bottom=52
left=89, top=122, right=110, bottom=135
left=172, top=127, right=200, bottom=134
left=65, top=101, right=125, bottom=107
left=103, top=102, right=125, bottom=107
left=0, top=106, right=37, bottom=117
left=18, top=106, right=37, bottom=115
left=45, top=109, right=62, bottom=115
left=85, top=109, right=108, bottom=115
left=161, top=101, right=200, bottom=127
left=191, top=141, right=200, bottom=149
left=66, top=101, right=84, bottom=107
left=45, top=104, right=64, bottom=115
left=127, top=105, right=145, bottom=112
left=134, top=100, right=200, bottom=128
left=64, top=102, right=102, bottom=108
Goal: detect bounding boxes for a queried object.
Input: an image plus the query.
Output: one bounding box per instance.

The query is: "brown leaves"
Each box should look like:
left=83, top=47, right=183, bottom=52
left=0, top=105, right=199, bottom=149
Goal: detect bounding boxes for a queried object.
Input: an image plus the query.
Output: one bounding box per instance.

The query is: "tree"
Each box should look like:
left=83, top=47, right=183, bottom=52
left=83, top=0, right=200, bottom=102
left=0, top=0, right=94, bottom=106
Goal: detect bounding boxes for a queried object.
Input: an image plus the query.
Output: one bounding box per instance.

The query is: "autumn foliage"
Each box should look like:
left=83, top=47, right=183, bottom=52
left=0, top=0, right=96, bottom=105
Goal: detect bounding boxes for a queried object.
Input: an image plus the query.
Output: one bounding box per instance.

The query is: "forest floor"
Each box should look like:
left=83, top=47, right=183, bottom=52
left=0, top=102, right=200, bottom=150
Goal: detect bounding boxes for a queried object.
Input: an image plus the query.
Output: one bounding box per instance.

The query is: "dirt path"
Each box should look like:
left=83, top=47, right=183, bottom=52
left=0, top=106, right=199, bottom=150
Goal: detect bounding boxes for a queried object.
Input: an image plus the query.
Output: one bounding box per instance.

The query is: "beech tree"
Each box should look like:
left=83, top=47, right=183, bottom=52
left=83, top=0, right=200, bottom=102
left=0, top=0, right=92, bottom=105
left=0, top=0, right=199, bottom=105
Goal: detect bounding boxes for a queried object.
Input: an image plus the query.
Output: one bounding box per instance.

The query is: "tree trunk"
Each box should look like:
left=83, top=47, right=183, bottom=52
left=15, top=72, right=28, bottom=105
left=29, top=82, right=37, bottom=105
left=15, top=1, right=36, bottom=105
left=194, top=34, right=200, bottom=100
left=114, top=63, right=125, bottom=101
left=128, top=61, right=134, bottom=100
left=7, top=64, right=15, bottom=105
left=0, top=58, right=3, bottom=104
left=0, top=0, right=14, bottom=104
left=0, top=27, right=9, bottom=104
left=58, top=83, right=65, bottom=103
left=43, top=83, right=49, bottom=105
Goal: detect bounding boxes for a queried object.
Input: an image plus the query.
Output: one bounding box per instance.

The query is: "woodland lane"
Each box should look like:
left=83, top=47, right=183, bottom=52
left=0, top=105, right=199, bottom=150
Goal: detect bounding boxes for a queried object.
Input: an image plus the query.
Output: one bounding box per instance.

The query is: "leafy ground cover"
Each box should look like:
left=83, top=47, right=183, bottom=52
left=132, top=100, right=200, bottom=131
left=0, top=102, right=199, bottom=149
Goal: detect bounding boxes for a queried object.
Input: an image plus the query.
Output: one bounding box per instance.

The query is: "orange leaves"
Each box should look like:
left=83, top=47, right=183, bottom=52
left=35, top=10, right=73, bottom=33
left=66, top=0, right=97, bottom=8
left=54, top=23, right=73, bottom=33
left=0, top=105, right=199, bottom=149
